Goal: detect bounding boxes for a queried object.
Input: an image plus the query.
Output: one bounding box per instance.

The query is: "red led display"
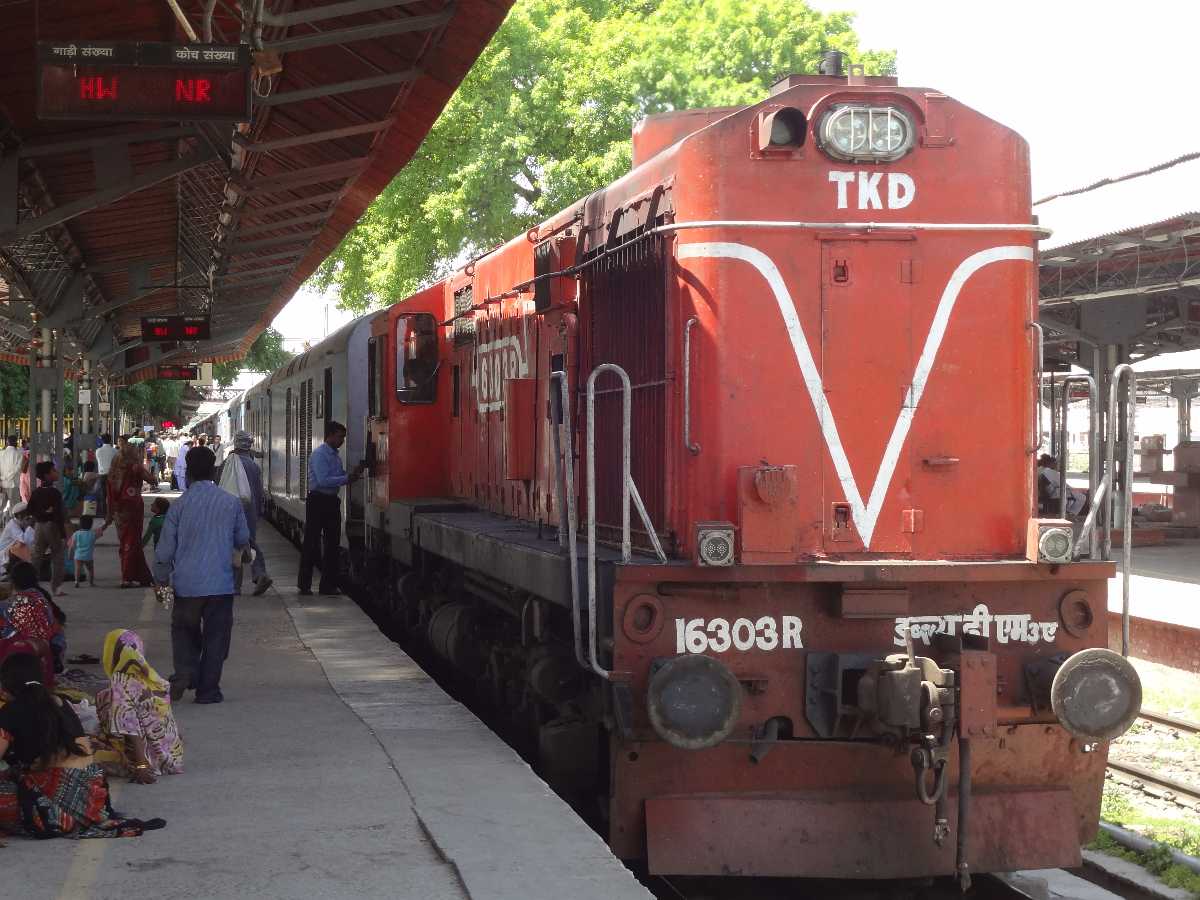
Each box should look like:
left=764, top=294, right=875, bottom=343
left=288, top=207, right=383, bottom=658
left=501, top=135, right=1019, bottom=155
left=37, top=41, right=250, bottom=122
left=157, top=365, right=200, bottom=381
left=141, top=315, right=211, bottom=342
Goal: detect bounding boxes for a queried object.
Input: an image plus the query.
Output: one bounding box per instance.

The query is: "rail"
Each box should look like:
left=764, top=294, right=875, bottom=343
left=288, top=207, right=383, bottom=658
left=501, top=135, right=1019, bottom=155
left=1055, top=374, right=1100, bottom=558
left=585, top=363, right=667, bottom=679
left=549, top=371, right=586, bottom=669
left=683, top=316, right=701, bottom=455
left=1027, top=322, right=1044, bottom=456
left=1106, top=365, right=1137, bottom=655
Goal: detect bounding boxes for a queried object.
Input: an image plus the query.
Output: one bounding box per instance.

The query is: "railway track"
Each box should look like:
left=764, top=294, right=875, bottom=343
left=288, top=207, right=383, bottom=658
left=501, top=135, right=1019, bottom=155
left=1107, top=708, right=1200, bottom=806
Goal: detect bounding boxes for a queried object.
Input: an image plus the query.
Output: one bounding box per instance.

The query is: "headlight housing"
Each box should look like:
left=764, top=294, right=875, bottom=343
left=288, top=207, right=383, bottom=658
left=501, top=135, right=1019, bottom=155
left=647, top=654, right=742, bottom=750
left=819, top=104, right=915, bottom=163
left=1051, top=648, right=1142, bottom=741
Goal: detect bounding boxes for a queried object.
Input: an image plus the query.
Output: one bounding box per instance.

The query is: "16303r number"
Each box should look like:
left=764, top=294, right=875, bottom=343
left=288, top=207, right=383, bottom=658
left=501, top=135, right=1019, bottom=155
left=674, top=616, right=804, bottom=654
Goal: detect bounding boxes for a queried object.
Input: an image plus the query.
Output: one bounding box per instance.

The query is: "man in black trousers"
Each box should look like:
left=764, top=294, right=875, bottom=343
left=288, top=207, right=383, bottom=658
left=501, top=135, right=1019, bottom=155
left=298, top=420, right=363, bottom=596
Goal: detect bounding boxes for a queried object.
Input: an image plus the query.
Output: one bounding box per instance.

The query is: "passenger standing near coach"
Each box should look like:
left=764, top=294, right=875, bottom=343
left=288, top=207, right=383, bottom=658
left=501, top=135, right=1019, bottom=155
left=28, top=461, right=67, bottom=596
left=154, top=446, right=249, bottom=704
left=95, top=434, right=116, bottom=519
left=298, top=421, right=363, bottom=596
left=0, top=435, right=23, bottom=521
left=174, top=437, right=193, bottom=492
left=221, top=431, right=272, bottom=596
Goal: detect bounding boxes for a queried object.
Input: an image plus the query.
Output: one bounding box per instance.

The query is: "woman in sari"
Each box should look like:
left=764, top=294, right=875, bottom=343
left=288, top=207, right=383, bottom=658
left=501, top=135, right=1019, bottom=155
left=101, top=445, right=155, bottom=588
left=95, top=629, right=183, bottom=782
left=0, top=653, right=165, bottom=839
left=0, top=562, right=61, bottom=687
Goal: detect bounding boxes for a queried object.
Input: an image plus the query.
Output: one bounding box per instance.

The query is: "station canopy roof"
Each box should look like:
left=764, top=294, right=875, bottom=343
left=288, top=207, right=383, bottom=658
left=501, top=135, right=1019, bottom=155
left=0, top=0, right=510, bottom=380
left=1037, top=153, right=1200, bottom=367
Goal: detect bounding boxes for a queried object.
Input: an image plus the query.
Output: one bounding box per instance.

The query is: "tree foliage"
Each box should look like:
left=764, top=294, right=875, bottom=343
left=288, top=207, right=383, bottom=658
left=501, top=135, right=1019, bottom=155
left=122, top=379, right=184, bottom=423
left=213, top=327, right=294, bottom=387
left=314, top=0, right=894, bottom=311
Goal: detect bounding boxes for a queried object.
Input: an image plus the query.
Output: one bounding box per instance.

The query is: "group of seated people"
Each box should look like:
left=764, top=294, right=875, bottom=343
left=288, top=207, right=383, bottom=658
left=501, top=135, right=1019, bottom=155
left=0, top=552, right=181, bottom=840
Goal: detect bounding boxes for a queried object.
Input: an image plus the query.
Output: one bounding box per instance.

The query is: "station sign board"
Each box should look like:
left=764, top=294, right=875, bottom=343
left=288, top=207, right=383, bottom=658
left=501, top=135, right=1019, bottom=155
left=37, top=41, right=252, bottom=122
left=141, top=315, right=211, bottom=342
left=157, top=365, right=201, bottom=381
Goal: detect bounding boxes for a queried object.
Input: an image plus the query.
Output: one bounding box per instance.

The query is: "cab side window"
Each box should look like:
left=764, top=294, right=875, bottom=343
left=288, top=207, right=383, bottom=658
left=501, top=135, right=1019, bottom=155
left=396, top=313, right=438, bottom=404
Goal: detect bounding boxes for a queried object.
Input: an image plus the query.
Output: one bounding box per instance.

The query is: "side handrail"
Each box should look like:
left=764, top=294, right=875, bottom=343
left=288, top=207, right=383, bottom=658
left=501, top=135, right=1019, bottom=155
left=585, top=363, right=668, bottom=679
left=549, top=371, right=586, bottom=669
left=1106, top=364, right=1137, bottom=656
left=683, top=316, right=701, bottom=455
left=1056, top=374, right=1100, bottom=559
left=1028, top=322, right=1044, bottom=454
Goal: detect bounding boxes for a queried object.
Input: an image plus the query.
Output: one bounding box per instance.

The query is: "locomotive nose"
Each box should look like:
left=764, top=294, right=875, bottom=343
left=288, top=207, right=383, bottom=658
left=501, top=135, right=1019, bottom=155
left=1051, top=648, right=1142, bottom=741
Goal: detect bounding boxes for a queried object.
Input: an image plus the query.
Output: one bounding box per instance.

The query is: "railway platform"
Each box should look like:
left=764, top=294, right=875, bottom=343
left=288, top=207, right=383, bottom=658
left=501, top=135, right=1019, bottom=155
left=1111, top=539, right=1200, bottom=670
left=2, top=493, right=652, bottom=900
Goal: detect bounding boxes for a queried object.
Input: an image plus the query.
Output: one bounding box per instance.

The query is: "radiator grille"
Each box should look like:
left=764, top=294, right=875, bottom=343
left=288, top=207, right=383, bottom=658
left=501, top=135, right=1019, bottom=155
left=581, top=232, right=669, bottom=551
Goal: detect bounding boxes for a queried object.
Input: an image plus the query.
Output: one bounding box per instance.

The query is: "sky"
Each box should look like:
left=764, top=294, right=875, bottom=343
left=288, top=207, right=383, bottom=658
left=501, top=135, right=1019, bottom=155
left=271, top=0, right=1200, bottom=350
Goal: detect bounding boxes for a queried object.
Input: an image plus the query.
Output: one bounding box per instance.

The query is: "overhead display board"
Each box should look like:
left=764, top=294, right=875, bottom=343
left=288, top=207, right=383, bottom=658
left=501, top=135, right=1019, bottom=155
left=141, top=315, right=212, bottom=342
left=37, top=41, right=252, bottom=122
left=157, top=365, right=201, bottom=380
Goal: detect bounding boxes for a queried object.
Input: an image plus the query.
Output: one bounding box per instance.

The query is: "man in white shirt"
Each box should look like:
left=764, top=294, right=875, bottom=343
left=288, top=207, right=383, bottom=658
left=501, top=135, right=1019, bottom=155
left=0, top=502, right=34, bottom=578
left=95, top=433, right=117, bottom=518
left=175, top=438, right=193, bottom=492
left=0, top=435, right=23, bottom=521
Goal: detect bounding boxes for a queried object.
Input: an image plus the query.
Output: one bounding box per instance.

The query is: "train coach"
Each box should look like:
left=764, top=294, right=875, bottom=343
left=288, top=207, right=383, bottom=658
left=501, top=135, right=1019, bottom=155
left=248, top=56, right=1141, bottom=885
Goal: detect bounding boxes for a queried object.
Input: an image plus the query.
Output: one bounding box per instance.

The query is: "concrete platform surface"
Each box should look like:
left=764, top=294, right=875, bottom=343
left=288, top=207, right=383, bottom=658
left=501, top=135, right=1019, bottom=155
left=2, top=492, right=651, bottom=900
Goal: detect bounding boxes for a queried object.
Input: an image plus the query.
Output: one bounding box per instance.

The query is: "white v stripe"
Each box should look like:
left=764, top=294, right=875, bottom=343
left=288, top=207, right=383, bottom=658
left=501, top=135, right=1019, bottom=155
left=677, top=241, right=1034, bottom=548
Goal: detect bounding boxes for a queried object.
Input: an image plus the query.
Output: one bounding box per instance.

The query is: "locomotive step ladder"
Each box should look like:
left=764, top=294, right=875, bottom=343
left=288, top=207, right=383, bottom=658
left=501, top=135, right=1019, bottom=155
left=549, top=364, right=667, bottom=679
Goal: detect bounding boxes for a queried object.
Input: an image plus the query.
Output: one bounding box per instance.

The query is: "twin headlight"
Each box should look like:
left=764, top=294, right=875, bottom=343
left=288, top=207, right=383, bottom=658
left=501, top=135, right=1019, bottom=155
left=818, top=104, right=915, bottom=162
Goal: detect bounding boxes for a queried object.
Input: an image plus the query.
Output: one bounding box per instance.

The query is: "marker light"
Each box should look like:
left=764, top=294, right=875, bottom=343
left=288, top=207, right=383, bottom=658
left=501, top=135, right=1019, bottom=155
left=819, top=104, right=915, bottom=162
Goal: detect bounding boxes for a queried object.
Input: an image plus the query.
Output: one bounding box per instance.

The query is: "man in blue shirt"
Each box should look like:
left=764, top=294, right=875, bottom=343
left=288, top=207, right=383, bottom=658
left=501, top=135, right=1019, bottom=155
left=154, top=445, right=249, bottom=704
left=298, top=419, right=363, bottom=596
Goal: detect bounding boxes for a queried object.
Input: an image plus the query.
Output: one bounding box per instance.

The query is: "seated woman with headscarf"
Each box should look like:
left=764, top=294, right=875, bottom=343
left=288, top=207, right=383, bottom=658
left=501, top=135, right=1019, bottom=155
left=95, top=629, right=183, bottom=783
left=0, top=653, right=165, bottom=838
left=0, top=562, right=62, bottom=688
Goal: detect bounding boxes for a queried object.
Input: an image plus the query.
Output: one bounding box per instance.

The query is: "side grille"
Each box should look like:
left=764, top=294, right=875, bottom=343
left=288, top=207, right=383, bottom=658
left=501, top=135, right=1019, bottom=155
left=581, top=232, right=669, bottom=551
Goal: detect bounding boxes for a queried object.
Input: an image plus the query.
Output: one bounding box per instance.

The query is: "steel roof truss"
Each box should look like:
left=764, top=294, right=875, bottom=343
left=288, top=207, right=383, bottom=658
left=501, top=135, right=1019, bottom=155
left=235, top=118, right=392, bottom=154
left=259, top=68, right=419, bottom=106
left=234, top=210, right=331, bottom=238
left=260, top=0, right=430, bottom=27
left=233, top=157, right=366, bottom=196
left=17, top=127, right=198, bottom=159
left=225, top=228, right=321, bottom=253
left=265, top=9, right=456, bottom=53
left=0, top=144, right=217, bottom=247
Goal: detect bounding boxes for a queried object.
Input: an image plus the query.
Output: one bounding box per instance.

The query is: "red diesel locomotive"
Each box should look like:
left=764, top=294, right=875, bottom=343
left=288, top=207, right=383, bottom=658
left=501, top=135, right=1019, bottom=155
left=255, top=59, right=1141, bottom=884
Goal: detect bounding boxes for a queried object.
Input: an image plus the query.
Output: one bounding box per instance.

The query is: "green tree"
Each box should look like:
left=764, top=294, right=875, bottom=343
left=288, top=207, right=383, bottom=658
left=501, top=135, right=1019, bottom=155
left=213, top=327, right=294, bottom=386
left=0, top=362, right=28, bottom=417
left=314, top=0, right=894, bottom=310
left=121, top=379, right=185, bottom=423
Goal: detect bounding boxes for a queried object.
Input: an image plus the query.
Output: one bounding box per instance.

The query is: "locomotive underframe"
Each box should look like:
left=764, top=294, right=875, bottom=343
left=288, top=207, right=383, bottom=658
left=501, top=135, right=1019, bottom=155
left=342, top=497, right=1116, bottom=880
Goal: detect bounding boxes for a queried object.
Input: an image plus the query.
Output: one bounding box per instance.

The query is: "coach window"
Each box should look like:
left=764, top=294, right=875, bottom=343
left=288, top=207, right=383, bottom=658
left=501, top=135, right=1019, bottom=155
left=396, top=313, right=438, bottom=404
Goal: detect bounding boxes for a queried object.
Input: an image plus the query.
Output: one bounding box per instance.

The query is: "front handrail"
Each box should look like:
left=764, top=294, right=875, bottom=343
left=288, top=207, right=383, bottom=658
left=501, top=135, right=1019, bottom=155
left=1106, top=364, right=1137, bottom=656
left=1056, top=374, right=1100, bottom=559
left=585, top=363, right=667, bottom=679
left=1028, top=322, right=1044, bottom=454
left=683, top=316, right=701, bottom=455
left=549, top=371, right=586, bottom=669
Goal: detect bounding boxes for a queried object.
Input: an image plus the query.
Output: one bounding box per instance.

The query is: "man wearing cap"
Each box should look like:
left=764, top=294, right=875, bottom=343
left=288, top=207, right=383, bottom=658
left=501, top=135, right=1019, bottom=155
left=218, top=430, right=271, bottom=595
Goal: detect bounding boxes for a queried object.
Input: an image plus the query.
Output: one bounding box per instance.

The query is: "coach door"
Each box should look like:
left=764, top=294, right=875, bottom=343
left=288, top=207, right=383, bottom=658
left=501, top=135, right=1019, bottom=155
left=819, top=237, right=915, bottom=554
